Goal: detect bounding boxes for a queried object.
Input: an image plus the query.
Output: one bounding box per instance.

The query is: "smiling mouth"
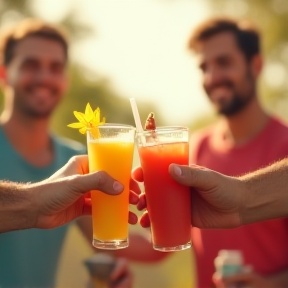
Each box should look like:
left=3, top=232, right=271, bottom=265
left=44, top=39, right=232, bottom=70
left=209, top=86, right=232, bottom=101
left=29, top=87, right=55, bottom=99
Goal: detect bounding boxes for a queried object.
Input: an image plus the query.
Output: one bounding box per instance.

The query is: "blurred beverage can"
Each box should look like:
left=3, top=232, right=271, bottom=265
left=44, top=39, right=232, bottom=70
left=214, top=249, right=244, bottom=278
left=84, top=253, right=116, bottom=288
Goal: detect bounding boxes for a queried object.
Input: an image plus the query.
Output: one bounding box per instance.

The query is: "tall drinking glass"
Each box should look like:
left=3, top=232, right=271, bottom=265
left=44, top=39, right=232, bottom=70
left=87, top=124, right=136, bottom=250
left=136, top=126, right=191, bottom=252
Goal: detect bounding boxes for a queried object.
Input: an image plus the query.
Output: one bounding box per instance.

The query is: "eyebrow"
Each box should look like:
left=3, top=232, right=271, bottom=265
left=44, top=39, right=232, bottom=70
left=21, top=56, right=66, bottom=65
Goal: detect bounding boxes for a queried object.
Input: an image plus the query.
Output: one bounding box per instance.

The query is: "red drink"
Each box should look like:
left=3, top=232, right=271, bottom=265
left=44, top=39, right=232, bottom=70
left=137, top=127, right=191, bottom=251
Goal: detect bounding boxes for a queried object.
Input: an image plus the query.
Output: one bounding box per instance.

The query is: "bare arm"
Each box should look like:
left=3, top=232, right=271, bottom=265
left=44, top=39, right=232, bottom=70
left=136, top=157, right=288, bottom=230
left=0, top=181, right=35, bottom=233
left=241, top=157, right=288, bottom=225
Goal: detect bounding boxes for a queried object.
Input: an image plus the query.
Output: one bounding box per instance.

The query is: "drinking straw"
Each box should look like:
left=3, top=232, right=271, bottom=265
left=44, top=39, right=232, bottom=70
left=130, top=98, right=144, bottom=133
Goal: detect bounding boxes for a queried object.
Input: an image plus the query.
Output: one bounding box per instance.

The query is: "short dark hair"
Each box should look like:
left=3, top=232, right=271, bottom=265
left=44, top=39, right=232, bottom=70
left=188, top=17, right=261, bottom=61
left=0, top=18, right=69, bottom=66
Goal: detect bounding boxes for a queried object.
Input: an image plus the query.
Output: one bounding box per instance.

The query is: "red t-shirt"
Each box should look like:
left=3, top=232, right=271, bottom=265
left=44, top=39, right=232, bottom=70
left=190, top=117, right=288, bottom=288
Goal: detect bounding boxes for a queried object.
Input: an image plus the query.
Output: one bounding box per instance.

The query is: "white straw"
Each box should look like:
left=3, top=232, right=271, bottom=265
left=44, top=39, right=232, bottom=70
left=130, top=98, right=144, bottom=133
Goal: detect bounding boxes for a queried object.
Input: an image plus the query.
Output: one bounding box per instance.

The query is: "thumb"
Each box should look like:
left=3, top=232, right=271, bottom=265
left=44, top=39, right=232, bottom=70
left=169, top=163, right=218, bottom=191
left=70, top=171, right=124, bottom=196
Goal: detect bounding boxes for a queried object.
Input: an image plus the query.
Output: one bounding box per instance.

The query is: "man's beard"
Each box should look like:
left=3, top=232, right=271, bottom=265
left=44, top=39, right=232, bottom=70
left=15, top=85, right=60, bottom=119
left=218, top=91, right=255, bottom=116
left=207, top=70, right=256, bottom=117
left=16, top=99, right=57, bottom=119
left=24, top=108, right=53, bottom=119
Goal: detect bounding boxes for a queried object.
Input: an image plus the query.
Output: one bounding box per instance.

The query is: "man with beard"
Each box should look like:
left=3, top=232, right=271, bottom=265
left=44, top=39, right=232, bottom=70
left=127, top=17, right=288, bottom=288
left=0, top=19, right=132, bottom=288
left=186, top=17, right=288, bottom=288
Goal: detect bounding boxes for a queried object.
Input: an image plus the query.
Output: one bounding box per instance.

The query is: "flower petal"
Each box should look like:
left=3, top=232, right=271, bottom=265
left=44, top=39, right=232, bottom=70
left=74, top=111, right=88, bottom=124
left=90, top=127, right=100, bottom=139
left=85, top=103, right=94, bottom=122
left=94, top=107, right=100, bottom=123
left=79, top=127, right=87, bottom=134
left=68, top=103, right=106, bottom=139
left=67, top=122, right=85, bottom=128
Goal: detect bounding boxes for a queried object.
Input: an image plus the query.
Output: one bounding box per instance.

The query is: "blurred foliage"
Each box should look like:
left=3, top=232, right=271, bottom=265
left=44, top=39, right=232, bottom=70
left=52, top=65, right=157, bottom=144
left=0, top=0, right=158, bottom=144
left=0, top=0, right=30, bottom=15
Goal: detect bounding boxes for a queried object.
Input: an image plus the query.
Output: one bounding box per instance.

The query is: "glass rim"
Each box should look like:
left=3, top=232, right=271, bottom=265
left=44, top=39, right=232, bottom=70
left=136, top=126, right=188, bottom=136
left=93, top=123, right=136, bottom=130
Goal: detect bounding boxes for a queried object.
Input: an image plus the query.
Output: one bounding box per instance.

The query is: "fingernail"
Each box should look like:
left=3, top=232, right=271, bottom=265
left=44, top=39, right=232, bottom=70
left=173, top=165, right=182, bottom=176
left=113, top=181, right=123, bottom=192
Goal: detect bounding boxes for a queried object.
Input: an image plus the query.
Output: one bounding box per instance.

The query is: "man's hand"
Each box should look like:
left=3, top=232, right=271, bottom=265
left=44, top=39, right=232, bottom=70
left=30, top=155, right=139, bottom=229
left=133, top=163, right=245, bottom=229
left=110, top=257, right=133, bottom=288
left=213, top=271, right=278, bottom=288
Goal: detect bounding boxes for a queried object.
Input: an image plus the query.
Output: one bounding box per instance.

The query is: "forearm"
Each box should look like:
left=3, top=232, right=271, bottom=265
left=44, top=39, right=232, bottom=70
left=240, top=157, right=288, bottom=225
left=0, top=181, right=35, bottom=233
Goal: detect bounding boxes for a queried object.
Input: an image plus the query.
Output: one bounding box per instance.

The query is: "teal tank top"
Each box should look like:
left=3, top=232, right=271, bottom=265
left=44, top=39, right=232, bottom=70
left=0, top=128, right=86, bottom=288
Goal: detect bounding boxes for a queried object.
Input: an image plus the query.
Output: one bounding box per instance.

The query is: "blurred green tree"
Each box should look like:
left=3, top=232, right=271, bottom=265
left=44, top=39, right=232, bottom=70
left=53, top=65, right=156, bottom=144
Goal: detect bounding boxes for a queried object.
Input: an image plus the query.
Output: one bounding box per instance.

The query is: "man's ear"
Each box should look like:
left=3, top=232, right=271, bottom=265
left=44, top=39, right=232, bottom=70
left=251, top=54, right=263, bottom=78
left=0, top=65, right=6, bottom=88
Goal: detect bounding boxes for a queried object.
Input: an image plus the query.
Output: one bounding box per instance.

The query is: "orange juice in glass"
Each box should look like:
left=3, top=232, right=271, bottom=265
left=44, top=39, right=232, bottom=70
left=136, top=126, right=191, bottom=252
left=87, top=124, right=135, bottom=250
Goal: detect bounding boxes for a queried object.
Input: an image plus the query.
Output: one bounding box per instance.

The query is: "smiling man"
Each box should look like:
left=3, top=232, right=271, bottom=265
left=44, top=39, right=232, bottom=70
left=187, top=17, right=288, bottom=288
left=0, top=19, right=132, bottom=288
left=0, top=19, right=87, bottom=288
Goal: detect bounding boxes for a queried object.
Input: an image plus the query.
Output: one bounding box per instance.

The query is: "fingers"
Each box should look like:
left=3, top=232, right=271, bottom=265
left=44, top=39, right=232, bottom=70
left=110, top=258, right=133, bottom=288
left=169, top=163, right=218, bottom=190
left=129, top=177, right=141, bottom=195
left=129, top=190, right=139, bottom=205
left=213, top=271, right=259, bottom=288
left=131, top=166, right=144, bottom=182
left=47, top=155, right=89, bottom=180
left=110, top=258, right=129, bottom=281
left=221, top=272, right=255, bottom=284
left=140, top=211, right=150, bottom=228
left=70, top=171, right=124, bottom=196
left=137, top=193, right=146, bottom=211
left=82, top=197, right=92, bottom=215
left=71, top=155, right=90, bottom=174
left=128, top=211, right=138, bottom=225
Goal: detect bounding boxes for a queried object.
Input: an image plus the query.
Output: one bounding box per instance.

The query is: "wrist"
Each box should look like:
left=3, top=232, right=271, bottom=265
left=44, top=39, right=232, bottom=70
left=0, top=182, right=37, bottom=233
left=240, top=175, right=269, bottom=225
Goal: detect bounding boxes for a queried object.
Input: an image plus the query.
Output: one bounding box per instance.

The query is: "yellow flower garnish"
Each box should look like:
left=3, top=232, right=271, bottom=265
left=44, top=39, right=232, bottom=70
left=67, top=103, right=106, bottom=138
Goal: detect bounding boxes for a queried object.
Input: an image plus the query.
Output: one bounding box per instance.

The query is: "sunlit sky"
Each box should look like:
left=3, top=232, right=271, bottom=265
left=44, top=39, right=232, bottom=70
left=30, top=0, right=215, bottom=124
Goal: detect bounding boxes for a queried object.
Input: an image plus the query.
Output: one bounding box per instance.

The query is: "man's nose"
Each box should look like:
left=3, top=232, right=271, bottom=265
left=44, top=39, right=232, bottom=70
left=203, top=67, right=225, bottom=87
left=34, top=68, right=54, bottom=84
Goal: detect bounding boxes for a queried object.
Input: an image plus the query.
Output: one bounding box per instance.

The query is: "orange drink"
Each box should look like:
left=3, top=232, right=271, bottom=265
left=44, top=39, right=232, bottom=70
left=136, top=127, right=191, bottom=252
left=87, top=124, right=135, bottom=250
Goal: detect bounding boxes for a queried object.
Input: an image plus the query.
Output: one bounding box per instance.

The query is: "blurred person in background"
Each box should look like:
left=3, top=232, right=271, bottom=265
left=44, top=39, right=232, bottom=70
left=0, top=18, right=132, bottom=288
left=129, top=16, right=288, bottom=288
left=186, top=17, right=288, bottom=288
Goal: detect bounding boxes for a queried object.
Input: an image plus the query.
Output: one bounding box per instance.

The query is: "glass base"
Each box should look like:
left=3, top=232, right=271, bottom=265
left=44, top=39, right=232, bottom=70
left=153, top=241, right=191, bottom=252
left=93, top=238, right=129, bottom=250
